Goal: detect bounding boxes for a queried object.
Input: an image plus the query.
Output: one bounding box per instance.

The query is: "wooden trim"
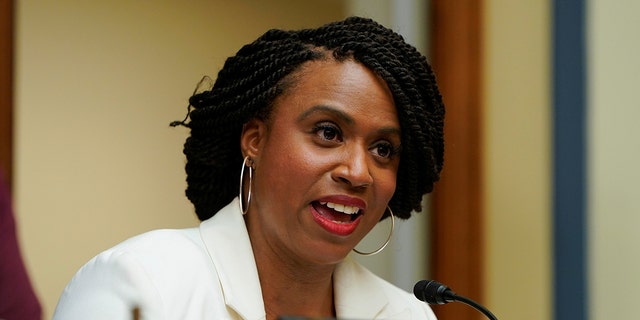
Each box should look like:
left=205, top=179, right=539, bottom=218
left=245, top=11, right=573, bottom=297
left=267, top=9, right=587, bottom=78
left=0, top=0, right=13, bottom=188
left=429, top=1, right=484, bottom=319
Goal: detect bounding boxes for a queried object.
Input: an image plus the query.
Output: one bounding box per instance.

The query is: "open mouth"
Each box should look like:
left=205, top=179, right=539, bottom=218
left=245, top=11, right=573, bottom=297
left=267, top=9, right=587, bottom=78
left=311, top=201, right=362, bottom=223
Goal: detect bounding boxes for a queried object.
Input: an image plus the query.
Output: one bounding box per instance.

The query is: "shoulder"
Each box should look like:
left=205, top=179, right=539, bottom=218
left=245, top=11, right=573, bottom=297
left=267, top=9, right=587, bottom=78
left=54, top=228, right=221, bottom=319
left=361, top=265, right=437, bottom=319
left=81, top=228, right=211, bottom=280
left=107, top=228, right=207, bottom=264
left=336, top=257, right=437, bottom=319
left=374, top=275, right=437, bottom=319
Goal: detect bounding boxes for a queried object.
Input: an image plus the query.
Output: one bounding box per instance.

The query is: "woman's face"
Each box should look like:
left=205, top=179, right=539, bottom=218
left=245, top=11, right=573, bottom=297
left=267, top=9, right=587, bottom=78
left=242, top=59, right=400, bottom=265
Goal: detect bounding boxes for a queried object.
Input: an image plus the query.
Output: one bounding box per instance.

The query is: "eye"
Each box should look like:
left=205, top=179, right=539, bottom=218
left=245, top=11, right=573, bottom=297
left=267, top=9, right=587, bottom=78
left=371, top=141, right=401, bottom=159
left=312, top=122, right=343, bottom=143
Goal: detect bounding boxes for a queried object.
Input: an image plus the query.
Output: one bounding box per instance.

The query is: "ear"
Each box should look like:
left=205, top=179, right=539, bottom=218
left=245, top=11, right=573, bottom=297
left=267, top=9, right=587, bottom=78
left=240, top=118, right=266, bottom=162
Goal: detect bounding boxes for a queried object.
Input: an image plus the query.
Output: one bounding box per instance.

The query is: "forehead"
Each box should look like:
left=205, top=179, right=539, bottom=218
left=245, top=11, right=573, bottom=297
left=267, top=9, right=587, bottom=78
left=270, top=59, right=397, bottom=121
left=288, top=58, right=389, bottom=93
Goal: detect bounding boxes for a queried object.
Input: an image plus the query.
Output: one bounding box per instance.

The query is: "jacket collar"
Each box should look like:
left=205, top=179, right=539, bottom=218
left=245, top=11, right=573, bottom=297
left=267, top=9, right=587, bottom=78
left=199, top=198, right=400, bottom=319
left=334, top=256, right=399, bottom=319
left=199, top=198, right=266, bottom=320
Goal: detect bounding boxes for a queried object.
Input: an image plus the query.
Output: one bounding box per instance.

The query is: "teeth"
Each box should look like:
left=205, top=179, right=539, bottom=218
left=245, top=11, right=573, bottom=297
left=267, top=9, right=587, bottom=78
left=319, top=201, right=360, bottom=215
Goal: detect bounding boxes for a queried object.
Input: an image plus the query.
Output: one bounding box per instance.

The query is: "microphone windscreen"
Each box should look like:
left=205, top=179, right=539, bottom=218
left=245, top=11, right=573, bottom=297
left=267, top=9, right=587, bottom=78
left=413, top=279, right=452, bottom=305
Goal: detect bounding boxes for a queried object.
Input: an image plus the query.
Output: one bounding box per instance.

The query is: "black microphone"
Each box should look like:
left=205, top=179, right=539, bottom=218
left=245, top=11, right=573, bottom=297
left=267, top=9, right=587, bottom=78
left=413, top=280, right=498, bottom=320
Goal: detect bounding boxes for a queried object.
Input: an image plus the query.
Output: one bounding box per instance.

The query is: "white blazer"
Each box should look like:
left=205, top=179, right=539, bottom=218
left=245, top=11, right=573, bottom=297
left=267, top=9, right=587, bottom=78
left=53, top=198, right=436, bottom=320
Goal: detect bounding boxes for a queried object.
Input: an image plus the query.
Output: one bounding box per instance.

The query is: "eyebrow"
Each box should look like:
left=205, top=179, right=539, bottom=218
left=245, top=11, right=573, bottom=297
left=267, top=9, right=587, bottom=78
left=296, top=105, right=354, bottom=124
left=377, top=127, right=402, bottom=138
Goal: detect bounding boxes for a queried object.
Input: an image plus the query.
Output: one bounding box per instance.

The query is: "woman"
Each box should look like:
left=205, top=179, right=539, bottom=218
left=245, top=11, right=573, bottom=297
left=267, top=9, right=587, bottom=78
left=54, top=16, right=445, bottom=319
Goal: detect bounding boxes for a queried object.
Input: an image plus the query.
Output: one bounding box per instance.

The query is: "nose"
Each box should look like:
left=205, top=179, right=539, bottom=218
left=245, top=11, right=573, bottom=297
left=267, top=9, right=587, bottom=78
left=332, top=146, right=374, bottom=188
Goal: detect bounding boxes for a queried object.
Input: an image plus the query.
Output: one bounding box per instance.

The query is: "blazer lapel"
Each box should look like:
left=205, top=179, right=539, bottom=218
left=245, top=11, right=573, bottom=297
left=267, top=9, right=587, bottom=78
left=198, top=198, right=409, bottom=319
left=333, top=256, right=388, bottom=319
left=199, top=198, right=266, bottom=320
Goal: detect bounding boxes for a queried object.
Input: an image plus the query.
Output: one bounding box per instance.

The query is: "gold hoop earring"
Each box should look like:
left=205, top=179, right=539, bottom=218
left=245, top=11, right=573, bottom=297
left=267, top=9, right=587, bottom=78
left=239, top=156, right=253, bottom=215
left=353, top=206, right=395, bottom=256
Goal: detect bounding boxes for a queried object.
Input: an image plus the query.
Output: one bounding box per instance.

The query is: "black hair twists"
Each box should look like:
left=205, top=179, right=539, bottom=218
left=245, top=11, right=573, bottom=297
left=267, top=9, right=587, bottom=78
left=178, top=16, right=445, bottom=221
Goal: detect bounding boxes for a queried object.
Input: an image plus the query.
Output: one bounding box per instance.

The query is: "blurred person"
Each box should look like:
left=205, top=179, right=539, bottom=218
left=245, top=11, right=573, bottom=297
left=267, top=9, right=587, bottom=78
left=0, top=170, right=42, bottom=320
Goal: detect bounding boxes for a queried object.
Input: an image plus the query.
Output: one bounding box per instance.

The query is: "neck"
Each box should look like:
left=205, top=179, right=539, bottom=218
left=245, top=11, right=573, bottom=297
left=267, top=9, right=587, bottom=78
left=248, top=231, right=337, bottom=319
left=258, top=248, right=337, bottom=320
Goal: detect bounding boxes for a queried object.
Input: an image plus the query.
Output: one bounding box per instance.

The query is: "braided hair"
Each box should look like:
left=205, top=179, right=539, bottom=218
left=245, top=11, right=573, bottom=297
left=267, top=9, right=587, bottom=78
left=173, top=16, right=445, bottom=221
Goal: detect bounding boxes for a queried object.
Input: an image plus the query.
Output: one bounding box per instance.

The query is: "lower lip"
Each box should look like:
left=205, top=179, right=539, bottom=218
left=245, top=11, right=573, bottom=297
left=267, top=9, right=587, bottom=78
left=310, top=205, right=361, bottom=236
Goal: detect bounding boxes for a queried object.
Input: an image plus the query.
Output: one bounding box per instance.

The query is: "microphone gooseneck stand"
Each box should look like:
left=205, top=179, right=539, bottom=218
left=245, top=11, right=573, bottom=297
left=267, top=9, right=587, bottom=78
left=413, top=280, right=498, bottom=320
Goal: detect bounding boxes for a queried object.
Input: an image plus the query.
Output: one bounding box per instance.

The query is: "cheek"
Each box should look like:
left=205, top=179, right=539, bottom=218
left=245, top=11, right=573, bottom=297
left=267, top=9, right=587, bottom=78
left=376, top=169, right=398, bottom=204
left=373, top=156, right=400, bottom=195
left=255, top=130, right=314, bottom=192
left=263, top=124, right=326, bottom=172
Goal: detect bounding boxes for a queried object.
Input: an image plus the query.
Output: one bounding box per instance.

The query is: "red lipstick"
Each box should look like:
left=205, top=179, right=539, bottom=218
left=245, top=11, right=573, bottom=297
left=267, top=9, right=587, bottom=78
left=310, top=195, right=366, bottom=236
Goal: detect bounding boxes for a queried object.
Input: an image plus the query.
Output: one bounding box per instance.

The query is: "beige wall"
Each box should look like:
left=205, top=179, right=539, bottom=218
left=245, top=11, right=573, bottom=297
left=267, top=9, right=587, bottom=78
left=484, top=1, right=640, bottom=319
left=483, top=1, right=552, bottom=319
left=588, top=1, right=640, bottom=318
left=15, top=1, right=345, bottom=318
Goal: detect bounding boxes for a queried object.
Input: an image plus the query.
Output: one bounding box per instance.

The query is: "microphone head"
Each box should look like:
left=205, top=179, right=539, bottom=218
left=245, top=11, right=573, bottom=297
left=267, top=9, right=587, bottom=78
left=413, top=280, right=454, bottom=305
